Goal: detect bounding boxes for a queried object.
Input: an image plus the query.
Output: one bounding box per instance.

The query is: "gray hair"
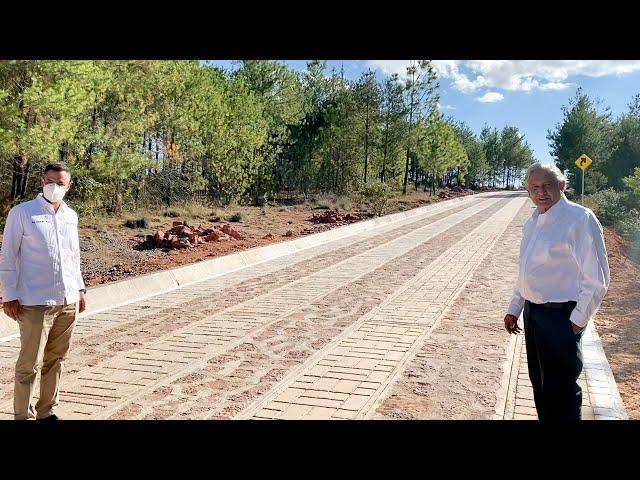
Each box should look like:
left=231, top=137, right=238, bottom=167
left=524, top=163, right=566, bottom=190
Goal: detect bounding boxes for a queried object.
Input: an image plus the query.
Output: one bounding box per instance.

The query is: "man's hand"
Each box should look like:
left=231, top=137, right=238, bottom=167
left=504, top=314, right=521, bottom=334
left=79, top=292, right=87, bottom=314
left=571, top=322, right=584, bottom=335
left=2, top=300, right=23, bottom=321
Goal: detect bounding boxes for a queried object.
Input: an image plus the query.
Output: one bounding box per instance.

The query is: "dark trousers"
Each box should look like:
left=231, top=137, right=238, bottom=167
left=523, top=300, right=584, bottom=420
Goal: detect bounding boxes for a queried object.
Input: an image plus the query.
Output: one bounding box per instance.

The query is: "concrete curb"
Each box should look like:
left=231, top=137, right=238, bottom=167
left=496, top=316, right=628, bottom=420
left=493, top=329, right=520, bottom=420
left=583, top=322, right=628, bottom=419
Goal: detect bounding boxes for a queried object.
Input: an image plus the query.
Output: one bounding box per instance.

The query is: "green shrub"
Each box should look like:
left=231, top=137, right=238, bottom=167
left=622, top=167, right=640, bottom=196
left=356, top=182, right=393, bottom=217
left=70, top=201, right=99, bottom=218
left=163, top=209, right=183, bottom=218
left=124, top=218, right=149, bottom=229
left=338, top=199, right=353, bottom=211
left=586, top=189, right=640, bottom=259
left=585, top=189, right=628, bottom=226
left=614, top=209, right=640, bottom=241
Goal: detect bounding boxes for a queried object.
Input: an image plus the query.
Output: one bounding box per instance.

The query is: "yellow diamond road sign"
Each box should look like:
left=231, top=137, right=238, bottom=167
left=575, top=154, right=592, bottom=171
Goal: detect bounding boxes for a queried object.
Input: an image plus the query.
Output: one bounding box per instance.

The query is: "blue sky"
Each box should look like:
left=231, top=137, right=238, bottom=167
left=208, top=60, right=640, bottom=166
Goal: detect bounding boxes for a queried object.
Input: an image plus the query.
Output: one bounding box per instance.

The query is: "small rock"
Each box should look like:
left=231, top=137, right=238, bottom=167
left=154, top=230, right=165, bottom=244
left=205, top=232, right=221, bottom=242
left=222, top=224, right=244, bottom=240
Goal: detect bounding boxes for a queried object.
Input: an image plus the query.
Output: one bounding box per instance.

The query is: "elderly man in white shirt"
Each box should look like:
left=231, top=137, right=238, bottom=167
left=504, top=162, right=610, bottom=420
left=0, top=163, right=87, bottom=420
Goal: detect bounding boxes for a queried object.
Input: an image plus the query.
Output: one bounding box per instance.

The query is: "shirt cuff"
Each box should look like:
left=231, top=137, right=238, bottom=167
left=507, top=301, right=523, bottom=318
left=569, top=307, right=589, bottom=328
left=0, top=287, right=19, bottom=303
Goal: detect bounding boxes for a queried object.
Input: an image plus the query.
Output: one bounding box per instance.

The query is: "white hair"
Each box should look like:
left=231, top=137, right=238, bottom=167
left=524, top=163, right=566, bottom=190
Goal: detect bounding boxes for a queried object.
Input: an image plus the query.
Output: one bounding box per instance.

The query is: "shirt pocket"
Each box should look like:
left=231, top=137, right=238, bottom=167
left=540, top=239, right=573, bottom=262
left=62, top=219, right=80, bottom=251
left=27, top=215, right=54, bottom=245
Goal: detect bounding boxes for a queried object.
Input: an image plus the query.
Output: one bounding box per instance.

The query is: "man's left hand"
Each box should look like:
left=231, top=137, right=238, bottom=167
left=571, top=322, right=584, bottom=335
left=79, top=292, right=87, bottom=313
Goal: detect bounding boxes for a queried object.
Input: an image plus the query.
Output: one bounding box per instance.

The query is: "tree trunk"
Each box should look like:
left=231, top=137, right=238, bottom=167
left=20, top=161, right=30, bottom=198
left=402, top=95, right=415, bottom=195
left=11, top=156, right=20, bottom=200
left=11, top=155, right=29, bottom=200
left=431, top=170, right=437, bottom=196
left=364, top=103, right=369, bottom=184
left=403, top=147, right=411, bottom=195
left=382, top=121, right=389, bottom=183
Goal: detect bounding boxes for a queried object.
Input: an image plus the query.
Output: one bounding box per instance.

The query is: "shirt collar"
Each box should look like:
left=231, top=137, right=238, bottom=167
left=36, top=193, right=68, bottom=214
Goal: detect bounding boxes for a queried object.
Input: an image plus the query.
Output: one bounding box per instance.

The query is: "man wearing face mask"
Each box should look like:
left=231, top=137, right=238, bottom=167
left=0, top=163, right=87, bottom=420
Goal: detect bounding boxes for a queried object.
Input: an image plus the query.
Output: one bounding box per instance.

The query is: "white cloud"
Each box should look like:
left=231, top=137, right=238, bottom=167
left=434, top=61, right=483, bottom=93
left=476, top=92, right=504, bottom=103
left=368, top=60, right=412, bottom=77
left=457, top=60, right=640, bottom=93
left=539, top=81, right=572, bottom=91
left=435, top=102, right=455, bottom=111
left=368, top=60, right=640, bottom=95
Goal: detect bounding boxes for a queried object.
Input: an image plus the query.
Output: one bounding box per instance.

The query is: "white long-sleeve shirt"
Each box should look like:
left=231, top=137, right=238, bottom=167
left=507, top=194, right=610, bottom=328
left=0, top=194, right=85, bottom=306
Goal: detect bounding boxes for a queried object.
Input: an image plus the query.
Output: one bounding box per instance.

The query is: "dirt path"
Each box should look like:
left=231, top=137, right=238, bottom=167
left=373, top=199, right=533, bottom=418
left=0, top=193, right=517, bottom=419
left=594, top=228, right=640, bottom=418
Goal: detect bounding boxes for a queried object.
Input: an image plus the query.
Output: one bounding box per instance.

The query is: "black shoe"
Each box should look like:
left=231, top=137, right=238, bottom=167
left=36, top=414, right=60, bottom=421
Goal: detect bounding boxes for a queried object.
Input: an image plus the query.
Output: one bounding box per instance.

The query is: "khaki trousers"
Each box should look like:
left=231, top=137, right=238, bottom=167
left=14, top=302, right=77, bottom=420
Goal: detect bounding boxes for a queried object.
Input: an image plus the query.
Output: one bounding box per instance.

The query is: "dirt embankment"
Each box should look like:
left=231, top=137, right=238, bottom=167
left=595, top=228, right=640, bottom=418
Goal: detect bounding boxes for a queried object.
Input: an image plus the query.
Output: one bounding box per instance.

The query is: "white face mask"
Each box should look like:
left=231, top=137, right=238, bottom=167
left=43, top=183, right=67, bottom=202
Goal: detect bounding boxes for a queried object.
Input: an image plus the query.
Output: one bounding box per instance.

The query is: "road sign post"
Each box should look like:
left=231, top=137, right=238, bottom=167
left=575, top=154, right=592, bottom=205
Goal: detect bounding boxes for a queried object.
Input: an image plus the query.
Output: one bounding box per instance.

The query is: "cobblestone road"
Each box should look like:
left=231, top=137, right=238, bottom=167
left=1, top=192, right=585, bottom=419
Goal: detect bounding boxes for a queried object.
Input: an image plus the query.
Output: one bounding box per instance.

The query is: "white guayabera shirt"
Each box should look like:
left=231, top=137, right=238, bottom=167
left=507, top=194, right=610, bottom=329
left=0, top=194, right=86, bottom=306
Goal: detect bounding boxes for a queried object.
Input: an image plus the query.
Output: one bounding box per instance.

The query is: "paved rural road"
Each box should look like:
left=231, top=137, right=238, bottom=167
left=0, top=192, right=612, bottom=419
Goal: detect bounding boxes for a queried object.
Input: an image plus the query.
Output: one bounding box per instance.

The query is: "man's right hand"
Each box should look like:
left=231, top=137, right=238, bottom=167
left=504, top=314, right=521, bottom=334
left=2, top=300, right=22, bottom=321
